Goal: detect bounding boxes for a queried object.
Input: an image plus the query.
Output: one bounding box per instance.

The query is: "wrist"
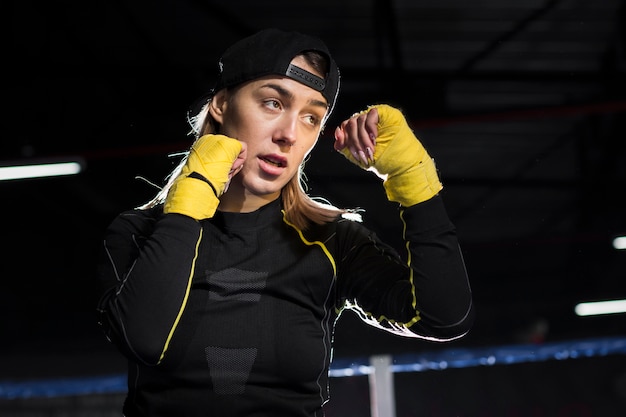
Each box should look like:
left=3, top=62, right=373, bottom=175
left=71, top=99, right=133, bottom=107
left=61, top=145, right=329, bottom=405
left=164, top=177, right=220, bottom=220
left=383, top=157, right=442, bottom=206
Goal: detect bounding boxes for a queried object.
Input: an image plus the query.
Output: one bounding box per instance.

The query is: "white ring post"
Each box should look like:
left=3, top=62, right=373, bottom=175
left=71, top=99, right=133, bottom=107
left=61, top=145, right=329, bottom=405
left=368, top=354, right=396, bottom=417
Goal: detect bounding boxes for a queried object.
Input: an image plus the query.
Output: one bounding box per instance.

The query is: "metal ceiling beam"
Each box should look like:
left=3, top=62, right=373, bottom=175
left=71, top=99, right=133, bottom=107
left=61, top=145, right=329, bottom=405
left=373, top=0, right=402, bottom=71
left=457, top=0, right=561, bottom=73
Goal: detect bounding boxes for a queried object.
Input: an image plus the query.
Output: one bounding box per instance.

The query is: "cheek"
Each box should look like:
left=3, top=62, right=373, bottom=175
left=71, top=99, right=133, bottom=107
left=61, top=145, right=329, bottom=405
left=293, top=144, right=314, bottom=166
left=221, top=115, right=248, bottom=139
left=301, top=138, right=318, bottom=159
left=220, top=103, right=256, bottom=139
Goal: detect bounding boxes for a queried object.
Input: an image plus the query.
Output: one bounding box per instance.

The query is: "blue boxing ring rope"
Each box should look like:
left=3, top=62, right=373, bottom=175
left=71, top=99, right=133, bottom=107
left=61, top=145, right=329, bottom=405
left=2, top=336, right=625, bottom=400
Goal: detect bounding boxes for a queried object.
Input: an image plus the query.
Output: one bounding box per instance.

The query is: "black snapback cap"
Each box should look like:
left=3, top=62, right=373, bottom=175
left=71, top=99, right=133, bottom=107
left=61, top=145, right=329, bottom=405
left=213, top=28, right=340, bottom=118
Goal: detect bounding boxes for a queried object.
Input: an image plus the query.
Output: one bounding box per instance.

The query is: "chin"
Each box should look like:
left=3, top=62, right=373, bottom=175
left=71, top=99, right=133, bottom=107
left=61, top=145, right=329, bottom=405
left=242, top=176, right=286, bottom=198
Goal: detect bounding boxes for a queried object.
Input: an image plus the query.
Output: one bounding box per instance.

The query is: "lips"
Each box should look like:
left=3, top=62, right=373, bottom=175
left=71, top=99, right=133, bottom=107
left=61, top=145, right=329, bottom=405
left=260, top=154, right=287, bottom=168
left=258, top=153, right=288, bottom=176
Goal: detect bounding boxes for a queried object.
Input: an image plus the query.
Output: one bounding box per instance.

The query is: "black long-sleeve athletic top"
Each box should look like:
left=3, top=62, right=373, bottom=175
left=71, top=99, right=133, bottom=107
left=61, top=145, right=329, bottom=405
left=96, top=195, right=473, bottom=417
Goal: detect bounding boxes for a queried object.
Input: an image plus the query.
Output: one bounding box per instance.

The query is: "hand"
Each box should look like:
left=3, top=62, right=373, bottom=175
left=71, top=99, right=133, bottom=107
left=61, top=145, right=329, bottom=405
left=335, top=104, right=442, bottom=207
left=334, top=107, right=379, bottom=166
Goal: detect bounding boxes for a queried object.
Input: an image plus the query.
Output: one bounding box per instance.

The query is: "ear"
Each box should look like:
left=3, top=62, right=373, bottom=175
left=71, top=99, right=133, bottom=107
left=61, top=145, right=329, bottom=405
left=208, top=89, right=228, bottom=125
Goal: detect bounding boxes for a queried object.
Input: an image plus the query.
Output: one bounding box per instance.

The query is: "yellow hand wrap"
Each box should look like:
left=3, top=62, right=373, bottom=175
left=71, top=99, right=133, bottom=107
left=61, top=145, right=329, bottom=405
left=164, top=134, right=242, bottom=220
left=341, top=104, right=443, bottom=207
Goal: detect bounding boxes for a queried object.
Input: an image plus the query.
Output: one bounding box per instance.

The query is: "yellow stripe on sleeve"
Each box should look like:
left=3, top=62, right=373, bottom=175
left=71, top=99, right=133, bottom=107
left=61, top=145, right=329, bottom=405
left=157, top=226, right=203, bottom=364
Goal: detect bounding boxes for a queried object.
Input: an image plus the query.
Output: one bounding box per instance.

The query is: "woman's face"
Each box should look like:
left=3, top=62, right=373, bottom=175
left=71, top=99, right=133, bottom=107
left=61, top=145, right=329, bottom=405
left=213, top=56, right=329, bottom=203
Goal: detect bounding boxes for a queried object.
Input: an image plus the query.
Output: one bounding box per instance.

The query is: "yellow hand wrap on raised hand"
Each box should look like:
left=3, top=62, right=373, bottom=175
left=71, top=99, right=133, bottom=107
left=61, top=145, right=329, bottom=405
left=341, top=104, right=443, bottom=207
left=164, top=134, right=242, bottom=220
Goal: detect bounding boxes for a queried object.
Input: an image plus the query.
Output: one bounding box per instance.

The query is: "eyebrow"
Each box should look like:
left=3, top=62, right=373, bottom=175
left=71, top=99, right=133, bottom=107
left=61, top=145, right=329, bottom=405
left=261, top=83, right=329, bottom=110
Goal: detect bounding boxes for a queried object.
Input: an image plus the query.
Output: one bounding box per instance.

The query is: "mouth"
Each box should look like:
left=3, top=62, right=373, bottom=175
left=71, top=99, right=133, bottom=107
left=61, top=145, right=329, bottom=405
left=260, top=155, right=287, bottom=168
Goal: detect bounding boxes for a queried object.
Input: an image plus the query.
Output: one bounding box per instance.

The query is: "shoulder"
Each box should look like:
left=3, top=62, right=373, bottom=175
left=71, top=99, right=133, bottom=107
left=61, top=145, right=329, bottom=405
left=336, top=210, right=369, bottom=234
left=299, top=210, right=371, bottom=245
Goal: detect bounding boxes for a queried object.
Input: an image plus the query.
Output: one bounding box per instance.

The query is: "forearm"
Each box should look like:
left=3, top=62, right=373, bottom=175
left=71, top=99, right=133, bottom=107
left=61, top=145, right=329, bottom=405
left=97, top=211, right=202, bottom=364
left=401, top=196, right=474, bottom=339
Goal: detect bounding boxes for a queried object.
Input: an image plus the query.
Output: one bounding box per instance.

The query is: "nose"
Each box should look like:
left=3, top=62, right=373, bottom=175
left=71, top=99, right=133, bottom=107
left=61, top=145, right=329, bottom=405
left=273, top=114, right=297, bottom=148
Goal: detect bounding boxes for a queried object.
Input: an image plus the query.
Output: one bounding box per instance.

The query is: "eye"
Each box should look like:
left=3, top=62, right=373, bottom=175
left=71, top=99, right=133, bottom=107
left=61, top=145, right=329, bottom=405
left=264, top=99, right=281, bottom=110
left=304, top=114, right=320, bottom=127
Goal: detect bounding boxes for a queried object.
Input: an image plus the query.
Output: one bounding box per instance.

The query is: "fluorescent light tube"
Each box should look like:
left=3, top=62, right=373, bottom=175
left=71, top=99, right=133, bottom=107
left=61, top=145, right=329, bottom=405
left=613, top=236, right=626, bottom=250
left=0, top=161, right=82, bottom=181
left=575, top=299, right=626, bottom=316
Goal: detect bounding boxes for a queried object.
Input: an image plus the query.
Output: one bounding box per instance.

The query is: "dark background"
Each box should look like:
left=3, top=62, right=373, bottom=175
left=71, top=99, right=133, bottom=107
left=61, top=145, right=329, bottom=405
left=3, top=0, right=626, bottom=414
